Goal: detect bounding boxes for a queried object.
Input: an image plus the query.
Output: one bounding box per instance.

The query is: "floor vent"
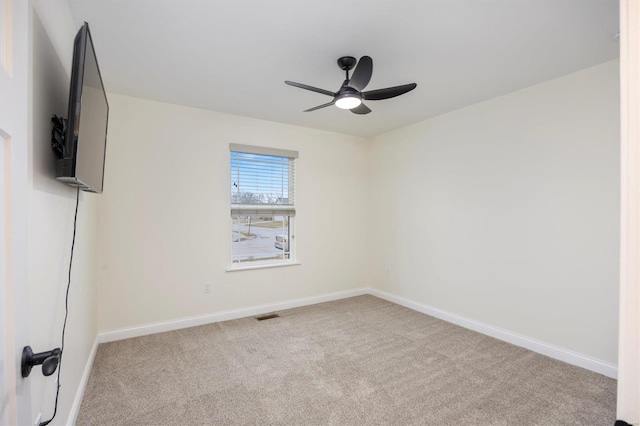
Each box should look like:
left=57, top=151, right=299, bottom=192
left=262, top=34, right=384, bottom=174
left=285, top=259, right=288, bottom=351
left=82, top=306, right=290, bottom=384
left=256, top=313, right=280, bottom=321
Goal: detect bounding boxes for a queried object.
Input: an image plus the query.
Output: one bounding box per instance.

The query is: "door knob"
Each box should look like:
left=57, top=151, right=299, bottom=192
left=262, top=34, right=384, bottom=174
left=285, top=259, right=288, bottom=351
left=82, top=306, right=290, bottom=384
left=21, top=346, right=61, bottom=378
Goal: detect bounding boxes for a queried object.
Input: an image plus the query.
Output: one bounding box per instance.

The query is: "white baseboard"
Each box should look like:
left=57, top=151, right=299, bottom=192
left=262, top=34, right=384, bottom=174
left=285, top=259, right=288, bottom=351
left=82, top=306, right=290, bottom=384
left=96, top=286, right=617, bottom=379
left=67, top=334, right=99, bottom=425
left=98, top=288, right=368, bottom=343
left=368, top=288, right=618, bottom=379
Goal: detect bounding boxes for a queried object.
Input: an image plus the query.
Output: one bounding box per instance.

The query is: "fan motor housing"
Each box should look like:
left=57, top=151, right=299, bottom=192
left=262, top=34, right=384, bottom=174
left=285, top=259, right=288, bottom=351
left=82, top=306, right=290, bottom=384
left=337, top=86, right=361, bottom=98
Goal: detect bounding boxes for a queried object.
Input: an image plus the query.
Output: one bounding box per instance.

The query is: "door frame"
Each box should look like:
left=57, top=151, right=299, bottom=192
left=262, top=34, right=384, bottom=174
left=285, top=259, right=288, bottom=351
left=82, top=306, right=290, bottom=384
left=0, top=0, right=32, bottom=424
left=618, top=0, right=640, bottom=423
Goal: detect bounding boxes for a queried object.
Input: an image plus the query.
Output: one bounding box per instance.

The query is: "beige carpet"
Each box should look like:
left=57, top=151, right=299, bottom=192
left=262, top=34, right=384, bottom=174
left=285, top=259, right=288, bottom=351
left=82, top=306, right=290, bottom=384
left=76, top=295, right=616, bottom=425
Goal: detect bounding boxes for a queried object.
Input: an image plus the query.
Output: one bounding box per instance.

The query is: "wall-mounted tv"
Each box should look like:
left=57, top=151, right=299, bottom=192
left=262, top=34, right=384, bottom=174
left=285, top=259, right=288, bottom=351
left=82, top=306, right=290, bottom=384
left=53, top=22, right=108, bottom=193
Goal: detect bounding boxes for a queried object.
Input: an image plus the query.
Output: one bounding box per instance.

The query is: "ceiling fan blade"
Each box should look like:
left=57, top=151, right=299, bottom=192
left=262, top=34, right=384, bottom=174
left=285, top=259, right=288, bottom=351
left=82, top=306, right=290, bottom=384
left=350, top=103, right=371, bottom=115
left=304, top=101, right=335, bottom=112
left=362, top=83, right=417, bottom=101
left=348, top=56, right=373, bottom=91
left=285, top=81, right=335, bottom=97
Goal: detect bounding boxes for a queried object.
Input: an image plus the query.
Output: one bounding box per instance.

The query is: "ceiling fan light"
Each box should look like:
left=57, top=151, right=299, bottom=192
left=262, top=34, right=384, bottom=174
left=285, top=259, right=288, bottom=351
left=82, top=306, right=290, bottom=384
left=335, top=94, right=362, bottom=110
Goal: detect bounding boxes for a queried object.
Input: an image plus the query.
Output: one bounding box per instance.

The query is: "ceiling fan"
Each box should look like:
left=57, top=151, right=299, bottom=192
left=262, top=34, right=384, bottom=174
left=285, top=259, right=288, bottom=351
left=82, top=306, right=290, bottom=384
left=285, top=56, right=417, bottom=115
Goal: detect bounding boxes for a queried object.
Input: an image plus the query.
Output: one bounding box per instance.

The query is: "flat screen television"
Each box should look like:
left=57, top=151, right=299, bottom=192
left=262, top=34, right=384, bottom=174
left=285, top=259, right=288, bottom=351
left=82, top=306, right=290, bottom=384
left=54, top=22, right=109, bottom=193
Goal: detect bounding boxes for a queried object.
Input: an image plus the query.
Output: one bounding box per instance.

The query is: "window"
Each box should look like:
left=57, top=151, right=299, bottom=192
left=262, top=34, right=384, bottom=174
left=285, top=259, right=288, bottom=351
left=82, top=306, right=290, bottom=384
left=230, top=144, right=297, bottom=267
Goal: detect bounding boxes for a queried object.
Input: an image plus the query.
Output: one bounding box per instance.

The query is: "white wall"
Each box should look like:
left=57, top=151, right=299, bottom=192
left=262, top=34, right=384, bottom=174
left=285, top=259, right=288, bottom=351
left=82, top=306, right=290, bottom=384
left=28, top=4, right=98, bottom=425
left=369, top=60, right=620, bottom=364
left=96, top=95, right=370, bottom=332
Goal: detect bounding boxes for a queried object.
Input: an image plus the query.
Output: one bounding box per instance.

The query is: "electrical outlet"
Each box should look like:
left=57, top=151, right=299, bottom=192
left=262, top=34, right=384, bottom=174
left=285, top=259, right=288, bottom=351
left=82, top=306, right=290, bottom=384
left=34, top=413, right=41, bottom=426
left=386, top=268, right=391, bottom=277
left=204, top=283, right=211, bottom=294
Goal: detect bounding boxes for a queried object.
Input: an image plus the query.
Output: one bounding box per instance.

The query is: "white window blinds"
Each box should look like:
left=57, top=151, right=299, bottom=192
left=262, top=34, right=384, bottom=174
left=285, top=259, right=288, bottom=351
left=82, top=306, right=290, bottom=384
left=230, top=144, right=297, bottom=216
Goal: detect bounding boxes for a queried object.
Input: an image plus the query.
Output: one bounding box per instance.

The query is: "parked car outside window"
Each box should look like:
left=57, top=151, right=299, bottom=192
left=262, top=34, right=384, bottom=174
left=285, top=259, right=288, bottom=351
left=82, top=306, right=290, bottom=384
left=274, top=234, right=289, bottom=251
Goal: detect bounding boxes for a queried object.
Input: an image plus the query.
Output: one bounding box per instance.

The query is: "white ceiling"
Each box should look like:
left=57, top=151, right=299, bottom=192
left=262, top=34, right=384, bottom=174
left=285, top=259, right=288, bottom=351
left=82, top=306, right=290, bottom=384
left=67, top=0, right=619, bottom=138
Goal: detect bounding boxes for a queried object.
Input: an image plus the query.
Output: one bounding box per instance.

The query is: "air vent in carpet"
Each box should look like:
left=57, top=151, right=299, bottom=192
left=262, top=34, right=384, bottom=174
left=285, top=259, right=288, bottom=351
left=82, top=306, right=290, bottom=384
left=256, top=313, right=280, bottom=321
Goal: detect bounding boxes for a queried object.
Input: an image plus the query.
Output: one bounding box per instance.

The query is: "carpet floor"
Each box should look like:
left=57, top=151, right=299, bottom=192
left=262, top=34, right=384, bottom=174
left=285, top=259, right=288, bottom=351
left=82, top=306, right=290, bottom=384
left=76, top=295, right=616, bottom=425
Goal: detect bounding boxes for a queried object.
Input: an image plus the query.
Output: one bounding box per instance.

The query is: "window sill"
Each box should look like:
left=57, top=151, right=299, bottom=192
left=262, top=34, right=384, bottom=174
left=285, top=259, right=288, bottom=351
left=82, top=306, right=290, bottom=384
left=225, top=262, right=301, bottom=272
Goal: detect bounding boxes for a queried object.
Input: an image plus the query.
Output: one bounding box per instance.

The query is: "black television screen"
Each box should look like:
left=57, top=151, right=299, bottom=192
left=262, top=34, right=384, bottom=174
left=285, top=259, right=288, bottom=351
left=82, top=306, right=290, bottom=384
left=56, top=22, right=108, bottom=193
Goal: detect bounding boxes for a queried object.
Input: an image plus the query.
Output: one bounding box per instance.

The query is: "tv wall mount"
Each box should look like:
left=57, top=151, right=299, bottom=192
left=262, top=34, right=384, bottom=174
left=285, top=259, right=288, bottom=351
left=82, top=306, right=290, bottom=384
left=51, top=115, right=67, bottom=159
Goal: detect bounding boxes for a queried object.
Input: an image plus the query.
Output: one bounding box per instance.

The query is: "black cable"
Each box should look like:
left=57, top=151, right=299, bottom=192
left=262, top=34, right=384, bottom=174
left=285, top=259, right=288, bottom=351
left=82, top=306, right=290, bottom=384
left=41, top=187, right=80, bottom=426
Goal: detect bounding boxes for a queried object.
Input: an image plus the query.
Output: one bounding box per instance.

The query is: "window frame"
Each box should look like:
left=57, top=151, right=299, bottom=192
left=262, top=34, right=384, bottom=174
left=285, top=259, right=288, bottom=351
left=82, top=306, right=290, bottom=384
left=227, top=144, right=298, bottom=271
